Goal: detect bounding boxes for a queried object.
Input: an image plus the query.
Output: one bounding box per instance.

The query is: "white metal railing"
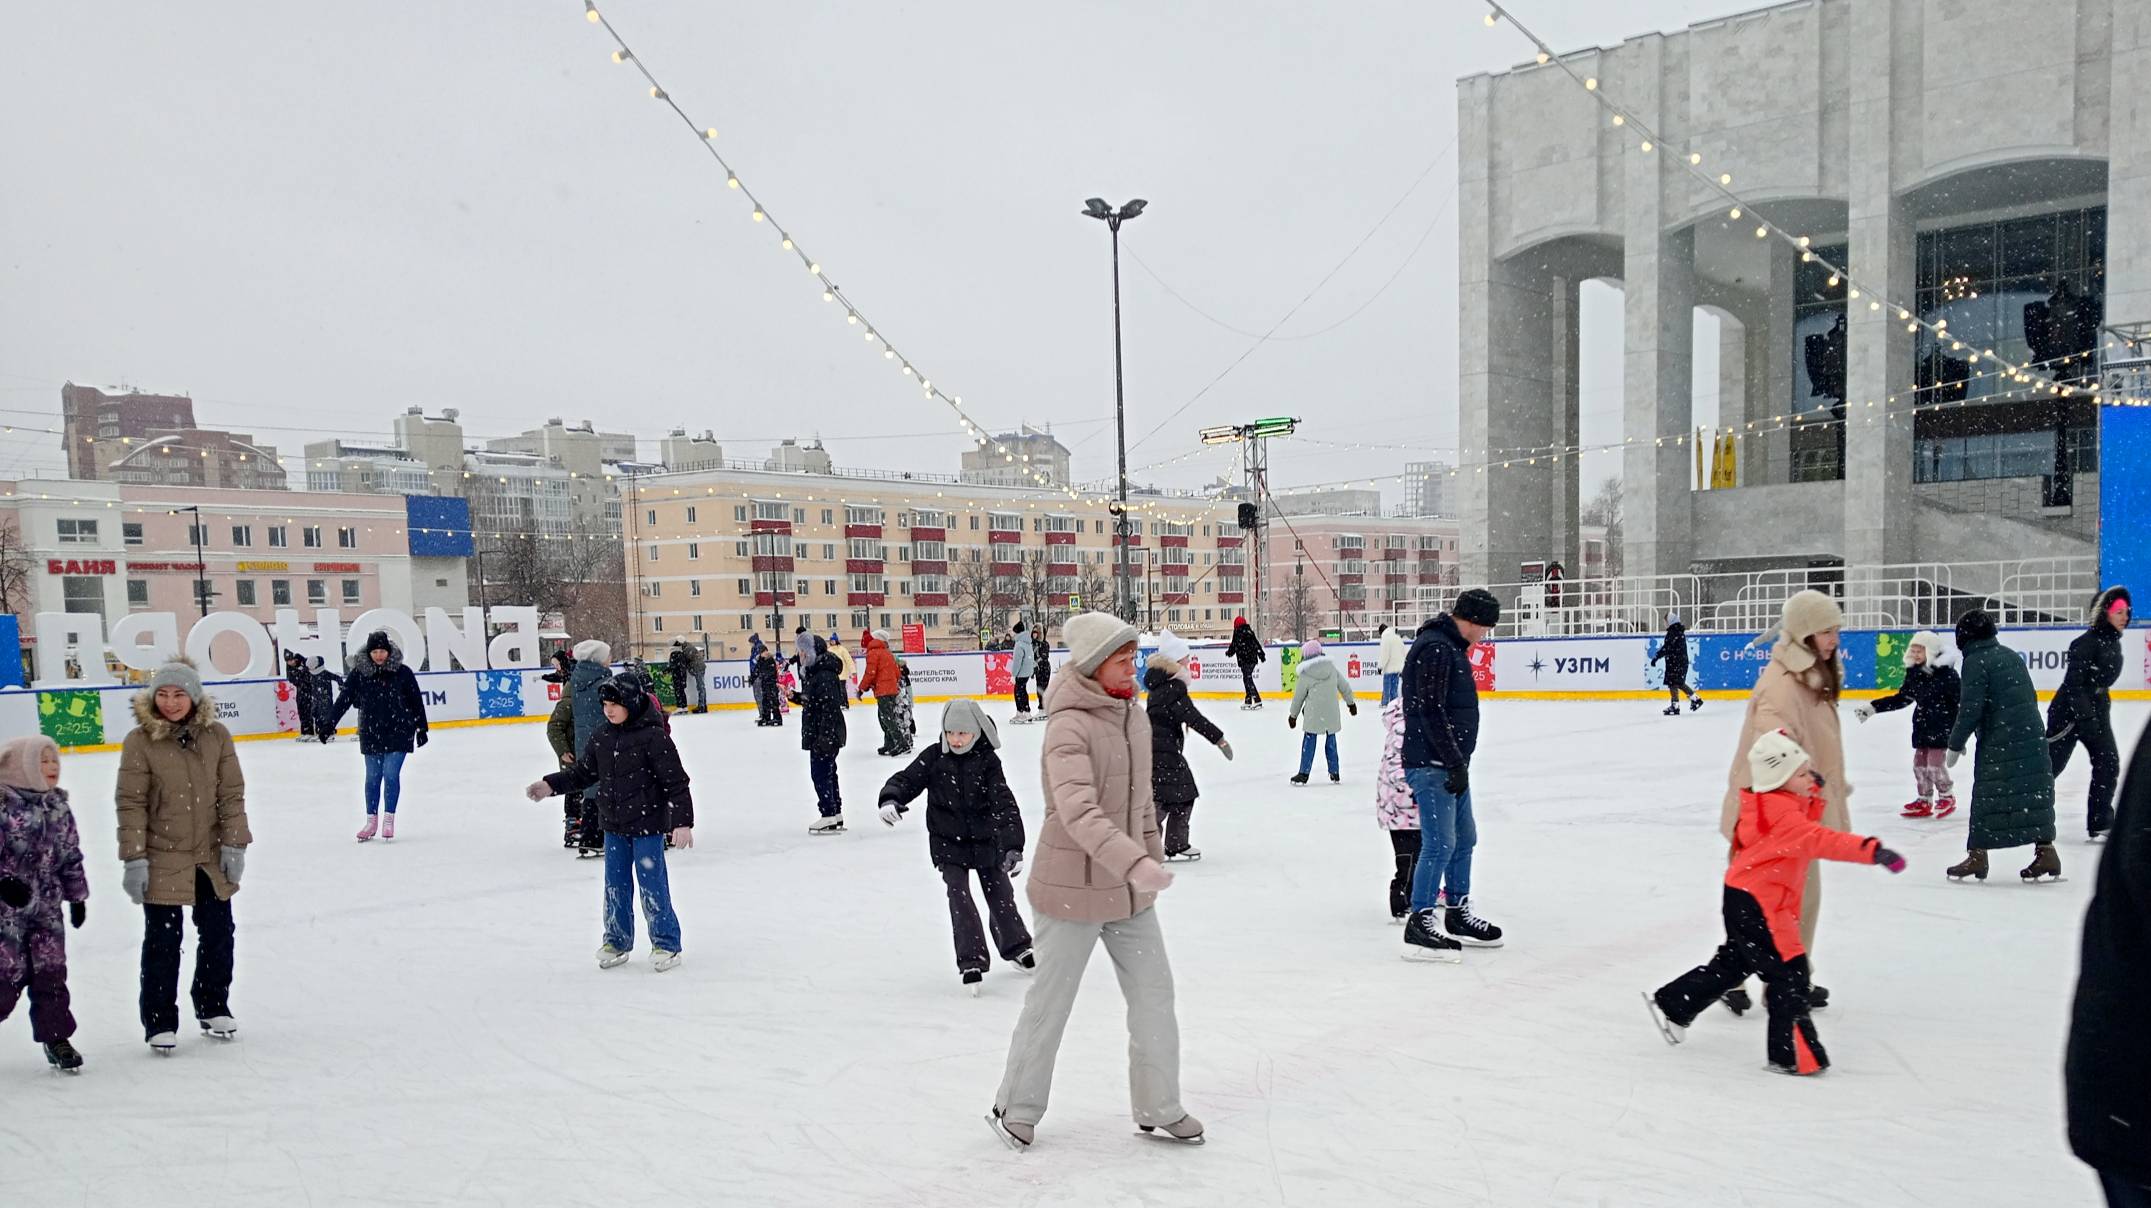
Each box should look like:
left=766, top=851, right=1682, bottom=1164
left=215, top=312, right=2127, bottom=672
left=1384, top=558, right=2097, bottom=637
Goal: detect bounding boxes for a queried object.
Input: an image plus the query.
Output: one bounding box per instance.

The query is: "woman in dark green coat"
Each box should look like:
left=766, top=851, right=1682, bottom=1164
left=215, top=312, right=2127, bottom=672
left=1944, top=611, right=2058, bottom=883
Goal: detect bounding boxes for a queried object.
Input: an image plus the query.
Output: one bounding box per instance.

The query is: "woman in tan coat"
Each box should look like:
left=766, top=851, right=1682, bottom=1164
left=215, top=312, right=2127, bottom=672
left=116, top=658, right=251, bottom=1054
left=1719, top=589, right=1850, bottom=1008
left=989, top=612, right=1203, bottom=1150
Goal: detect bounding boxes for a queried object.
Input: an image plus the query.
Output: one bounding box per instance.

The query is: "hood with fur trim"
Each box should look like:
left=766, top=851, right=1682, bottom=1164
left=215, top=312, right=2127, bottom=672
left=1144, top=651, right=1190, bottom=684
left=348, top=636, right=406, bottom=677
left=130, top=684, right=221, bottom=743
left=2088, top=585, right=2132, bottom=628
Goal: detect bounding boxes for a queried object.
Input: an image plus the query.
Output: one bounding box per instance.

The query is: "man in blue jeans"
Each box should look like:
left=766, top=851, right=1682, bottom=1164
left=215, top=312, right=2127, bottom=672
left=1399, top=588, right=1503, bottom=963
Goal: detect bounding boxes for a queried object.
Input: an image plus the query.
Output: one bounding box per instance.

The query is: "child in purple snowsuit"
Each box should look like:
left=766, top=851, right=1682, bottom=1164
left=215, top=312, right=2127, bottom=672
left=0, top=735, right=90, bottom=1071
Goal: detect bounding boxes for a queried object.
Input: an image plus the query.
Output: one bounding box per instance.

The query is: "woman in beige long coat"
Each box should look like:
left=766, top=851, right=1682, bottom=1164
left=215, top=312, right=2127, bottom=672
left=116, top=658, right=251, bottom=1054
left=989, top=612, right=1204, bottom=1151
left=1721, top=589, right=1850, bottom=1006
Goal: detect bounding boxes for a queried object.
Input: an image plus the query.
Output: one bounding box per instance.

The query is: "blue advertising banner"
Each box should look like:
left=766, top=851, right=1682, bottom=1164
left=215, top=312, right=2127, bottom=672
left=0, top=614, right=20, bottom=689
left=2102, top=403, right=2151, bottom=597
left=1692, top=633, right=1769, bottom=691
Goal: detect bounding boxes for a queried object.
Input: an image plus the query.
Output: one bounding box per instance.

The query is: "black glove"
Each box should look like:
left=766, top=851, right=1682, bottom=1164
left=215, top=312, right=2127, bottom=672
left=69, top=900, right=86, bottom=929
left=1001, top=850, right=1023, bottom=876
left=0, top=876, right=28, bottom=910
left=1287, top=715, right=1298, bottom=729
left=415, top=730, right=430, bottom=749
left=1872, top=845, right=1906, bottom=874
left=1443, top=765, right=1469, bottom=797
left=1348, top=702, right=1359, bottom=717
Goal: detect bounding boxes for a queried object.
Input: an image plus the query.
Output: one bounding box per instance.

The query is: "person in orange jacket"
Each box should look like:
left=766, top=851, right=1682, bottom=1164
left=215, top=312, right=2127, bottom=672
left=860, top=629, right=908, bottom=757
left=1645, top=729, right=1905, bottom=1075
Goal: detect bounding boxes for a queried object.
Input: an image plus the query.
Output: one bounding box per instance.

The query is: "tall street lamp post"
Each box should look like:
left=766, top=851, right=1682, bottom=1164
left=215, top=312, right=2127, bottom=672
left=1082, top=196, right=1147, bottom=621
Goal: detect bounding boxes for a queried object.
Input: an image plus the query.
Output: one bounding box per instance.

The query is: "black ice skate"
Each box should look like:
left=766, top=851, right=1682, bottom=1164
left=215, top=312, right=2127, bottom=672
left=2020, top=843, right=2063, bottom=883
left=1642, top=991, right=1686, bottom=1045
left=43, top=1040, right=83, bottom=1073
left=1402, top=909, right=1463, bottom=963
left=962, top=969, right=984, bottom=997
left=1689, top=696, right=1704, bottom=712
left=1720, top=987, right=1752, bottom=1016
left=1946, top=849, right=1989, bottom=882
left=1442, top=897, right=1504, bottom=947
left=1289, top=773, right=1309, bottom=786
left=1663, top=704, right=1681, bottom=717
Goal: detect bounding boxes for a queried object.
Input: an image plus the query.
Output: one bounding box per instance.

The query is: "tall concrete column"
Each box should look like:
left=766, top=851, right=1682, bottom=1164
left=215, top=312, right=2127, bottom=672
left=1842, top=0, right=1916, bottom=572
left=2107, top=3, right=2151, bottom=333
left=1551, top=277, right=1582, bottom=573
left=1748, top=242, right=1796, bottom=487
left=1617, top=34, right=1695, bottom=578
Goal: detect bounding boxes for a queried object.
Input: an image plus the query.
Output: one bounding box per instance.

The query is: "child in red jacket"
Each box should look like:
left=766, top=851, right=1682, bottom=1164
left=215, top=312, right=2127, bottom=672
left=1646, top=729, right=1905, bottom=1075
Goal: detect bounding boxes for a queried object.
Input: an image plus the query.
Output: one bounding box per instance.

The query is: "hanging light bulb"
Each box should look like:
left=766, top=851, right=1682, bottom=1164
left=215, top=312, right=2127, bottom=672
left=751, top=209, right=765, bottom=222
left=1688, top=152, right=1702, bottom=165
left=781, top=236, right=794, bottom=249
left=1483, top=11, right=1497, bottom=25
left=1611, top=114, right=1625, bottom=126
left=702, top=128, right=717, bottom=140
left=1729, top=207, right=1741, bottom=219
left=612, top=49, right=631, bottom=63
left=1584, top=77, right=1598, bottom=90
left=1755, top=226, right=1768, bottom=239
left=1639, top=140, right=1653, bottom=152
left=808, top=262, right=820, bottom=274
left=1535, top=51, right=1550, bottom=64
left=823, top=289, right=835, bottom=302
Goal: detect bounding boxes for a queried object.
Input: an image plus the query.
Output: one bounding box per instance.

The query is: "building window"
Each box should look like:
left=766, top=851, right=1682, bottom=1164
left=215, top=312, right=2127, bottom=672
left=794, top=508, right=805, bottom=524
left=821, top=509, right=834, bottom=525
left=691, top=580, right=703, bottom=597
left=735, top=506, right=748, bottom=523
left=123, top=522, right=144, bottom=546
left=686, top=506, right=697, bottom=524
left=231, top=525, right=253, bottom=547
left=268, top=526, right=288, bottom=548
left=272, top=580, right=292, bottom=606
left=824, top=579, right=838, bottom=595
left=648, top=546, right=659, bottom=562
left=126, top=579, right=150, bottom=609
left=738, top=615, right=752, bottom=630
left=338, top=526, right=357, bottom=548
left=647, top=509, right=658, bottom=526
left=307, top=579, right=327, bottom=605
left=735, top=540, right=749, bottom=558
left=654, top=616, right=666, bottom=633
left=56, top=518, right=98, bottom=545
left=692, top=615, right=703, bottom=630
left=303, top=526, right=322, bottom=548
left=236, top=580, right=257, bottom=606
left=342, top=579, right=362, bottom=605
left=59, top=575, right=105, bottom=617
left=188, top=523, right=207, bottom=547
left=880, top=612, right=892, bottom=628
left=797, top=580, right=811, bottom=596
left=688, top=542, right=700, bottom=560
left=737, top=578, right=752, bottom=594
left=969, top=515, right=980, bottom=530
left=822, top=544, right=836, bottom=560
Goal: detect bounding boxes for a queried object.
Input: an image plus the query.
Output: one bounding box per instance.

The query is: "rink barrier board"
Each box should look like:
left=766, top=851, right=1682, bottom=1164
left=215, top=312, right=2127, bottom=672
left=8, top=627, right=2145, bottom=750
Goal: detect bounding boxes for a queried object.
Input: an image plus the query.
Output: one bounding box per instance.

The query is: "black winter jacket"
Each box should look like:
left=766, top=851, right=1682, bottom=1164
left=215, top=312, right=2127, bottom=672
left=1401, top=615, right=1479, bottom=770
left=327, top=644, right=430, bottom=755
left=1650, top=623, right=1690, bottom=678
left=797, top=651, right=849, bottom=756
left=2051, top=623, right=2123, bottom=735
left=1226, top=623, right=1265, bottom=669
left=1871, top=662, right=1961, bottom=750
left=879, top=743, right=1024, bottom=871
left=1145, top=661, right=1224, bottom=804
left=544, top=694, right=693, bottom=837
left=2066, top=717, right=2151, bottom=1186
left=749, top=653, right=781, bottom=702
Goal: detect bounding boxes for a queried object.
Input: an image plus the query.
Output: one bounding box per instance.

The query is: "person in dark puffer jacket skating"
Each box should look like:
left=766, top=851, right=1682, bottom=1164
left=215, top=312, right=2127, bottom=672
left=2050, top=586, right=2130, bottom=841
left=1945, top=610, right=2059, bottom=883
left=1853, top=630, right=1961, bottom=819
left=325, top=630, right=430, bottom=841
left=879, top=699, right=1032, bottom=992
left=1144, top=631, right=1231, bottom=860
left=1650, top=615, right=1703, bottom=715
left=527, top=677, right=695, bottom=971
left=1400, top=589, right=1503, bottom=960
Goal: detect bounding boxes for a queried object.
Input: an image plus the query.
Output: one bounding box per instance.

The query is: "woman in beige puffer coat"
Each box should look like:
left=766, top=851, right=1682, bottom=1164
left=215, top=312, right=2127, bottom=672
left=1719, top=590, right=1851, bottom=1004
left=991, top=612, right=1203, bottom=1151
left=116, top=658, right=250, bottom=1050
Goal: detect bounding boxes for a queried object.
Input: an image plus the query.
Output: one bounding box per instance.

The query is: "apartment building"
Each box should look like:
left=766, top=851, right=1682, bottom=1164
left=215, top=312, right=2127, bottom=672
left=619, top=465, right=1245, bottom=659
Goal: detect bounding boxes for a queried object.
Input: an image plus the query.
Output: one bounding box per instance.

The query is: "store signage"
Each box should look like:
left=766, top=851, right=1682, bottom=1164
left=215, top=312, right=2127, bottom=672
left=125, top=562, right=207, bottom=573
left=235, top=561, right=289, bottom=572
left=312, top=562, right=361, bottom=573
left=46, top=559, right=116, bottom=575
left=28, top=605, right=542, bottom=687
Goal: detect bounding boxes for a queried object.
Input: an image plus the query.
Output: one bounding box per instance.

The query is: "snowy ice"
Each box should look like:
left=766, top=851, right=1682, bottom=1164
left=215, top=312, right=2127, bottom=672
left=4, top=697, right=2137, bottom=1207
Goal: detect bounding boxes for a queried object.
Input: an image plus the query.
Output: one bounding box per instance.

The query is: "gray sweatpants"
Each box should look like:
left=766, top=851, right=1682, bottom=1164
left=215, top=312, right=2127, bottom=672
left=994, top=907, right=1184, bottom=1129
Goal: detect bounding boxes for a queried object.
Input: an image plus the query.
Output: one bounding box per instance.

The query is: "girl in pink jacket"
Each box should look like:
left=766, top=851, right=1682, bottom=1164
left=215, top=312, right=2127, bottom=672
left=1375, top=696, right=1420, bottom=921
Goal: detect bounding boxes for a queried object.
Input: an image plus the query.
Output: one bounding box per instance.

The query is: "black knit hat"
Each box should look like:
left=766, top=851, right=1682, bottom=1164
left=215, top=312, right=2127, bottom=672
left=596, top=675, right=649, bottom=717
left=1453, top=588, right=1501, bottom=627
left=1955, top=609, right=1997, bottom=646
left=363, top=630, right=395, bottom=654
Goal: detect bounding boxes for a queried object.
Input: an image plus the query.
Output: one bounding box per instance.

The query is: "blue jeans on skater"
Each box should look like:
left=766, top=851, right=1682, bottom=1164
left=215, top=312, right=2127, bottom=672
left=1381, top=673, right=1401, bottom=705
left=603, top=832, right=682, bottom=953
left=1298, top=732, right=1339, bottom=778
left=363, top=751, right=407, bottom=814
left=1405, top=766, right=1475, bottom=912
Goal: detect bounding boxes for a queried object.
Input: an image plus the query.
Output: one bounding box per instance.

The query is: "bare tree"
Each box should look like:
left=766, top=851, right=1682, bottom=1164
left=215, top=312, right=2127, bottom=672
left=484, top=520, right=626, bottom=650
left=1580, top=474, right=1624, bottom=576
left=0, top=518, right=31, bottom=620
left=1075, top=561, right=1110, bottom=618
left=1282, top=562, right=1317, bottom=642
left=948, top=556, right=997, bottom=650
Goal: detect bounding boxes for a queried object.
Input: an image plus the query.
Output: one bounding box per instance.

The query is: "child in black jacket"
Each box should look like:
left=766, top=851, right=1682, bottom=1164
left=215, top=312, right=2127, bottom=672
left=1144, top=632, right=1232, bottom=860
left=1853, top=630, right=1962, bottom=819
left=877, top=699, right=1031, bottom=993
left=527, top=677, right=695, bottom=971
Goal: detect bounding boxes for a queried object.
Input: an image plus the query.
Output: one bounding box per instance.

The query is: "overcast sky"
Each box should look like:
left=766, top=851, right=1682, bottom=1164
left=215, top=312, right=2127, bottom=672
left=0, top=0, right=1733, bottom=499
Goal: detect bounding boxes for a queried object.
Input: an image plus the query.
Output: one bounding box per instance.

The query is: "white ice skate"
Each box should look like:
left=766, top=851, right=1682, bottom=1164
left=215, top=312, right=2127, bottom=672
left=146, top=1032, right=179, bottom=1056
left=1641, top=991, right=1685, bottom=1046
left=651, top=949, right=680, bottom=973
left=198, top=1016, right=239, bottom=1041
left=596, top=944, right=631, bottom=969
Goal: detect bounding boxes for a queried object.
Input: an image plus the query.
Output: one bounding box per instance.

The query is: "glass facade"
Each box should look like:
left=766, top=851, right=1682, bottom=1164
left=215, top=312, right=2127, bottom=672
left=1911, top=205, right=2104, bottom=487
left=1790, top=243, right=1849, bottom=482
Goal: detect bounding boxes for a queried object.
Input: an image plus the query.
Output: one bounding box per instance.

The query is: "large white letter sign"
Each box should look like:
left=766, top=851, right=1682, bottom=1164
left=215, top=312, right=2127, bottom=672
left=344, top=609, right=425, bottom=669
left=183, top=613, right=277, bottom=679
left=423, top=607, right=488, bottom=672
left=484, top=606, right=541, bottom=669
left=272, top=609, right=345, bottom=671
left=31, top=613, right=116, bottom=687
left=109, top=612, right=182, bottom=673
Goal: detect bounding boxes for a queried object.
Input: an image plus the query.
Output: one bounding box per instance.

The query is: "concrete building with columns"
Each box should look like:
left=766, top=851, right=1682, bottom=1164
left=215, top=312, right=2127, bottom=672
left=1458, top=0, right=2142, bottom=601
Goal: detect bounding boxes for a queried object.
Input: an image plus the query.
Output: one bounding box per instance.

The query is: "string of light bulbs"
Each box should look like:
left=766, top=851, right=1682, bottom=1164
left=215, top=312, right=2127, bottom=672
left=577, top=2, right=1105, bottom=505
left=1478, top=1, right=2148, bottom=414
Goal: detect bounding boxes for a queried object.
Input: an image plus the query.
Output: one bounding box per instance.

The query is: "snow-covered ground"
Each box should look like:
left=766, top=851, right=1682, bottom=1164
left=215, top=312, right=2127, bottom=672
left=4, top=694, right=2138, bottom=1207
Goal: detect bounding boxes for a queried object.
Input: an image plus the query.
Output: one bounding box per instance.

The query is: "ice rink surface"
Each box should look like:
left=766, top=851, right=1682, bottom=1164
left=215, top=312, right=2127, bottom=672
left=4, top=694, right=2138, bottom=1207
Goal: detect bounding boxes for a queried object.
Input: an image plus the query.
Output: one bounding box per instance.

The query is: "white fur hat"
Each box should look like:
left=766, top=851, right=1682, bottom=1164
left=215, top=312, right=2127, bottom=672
left=1747, top=728, right=1811, bottom=793
left=1156, top=629, right=1190, bottom=664
left=1905, top=630, right=1946, bottom=665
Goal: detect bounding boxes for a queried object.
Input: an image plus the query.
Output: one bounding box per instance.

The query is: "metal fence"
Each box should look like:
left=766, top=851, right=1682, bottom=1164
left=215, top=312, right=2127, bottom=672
left=1393, top=557, right=2099, bottom=638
